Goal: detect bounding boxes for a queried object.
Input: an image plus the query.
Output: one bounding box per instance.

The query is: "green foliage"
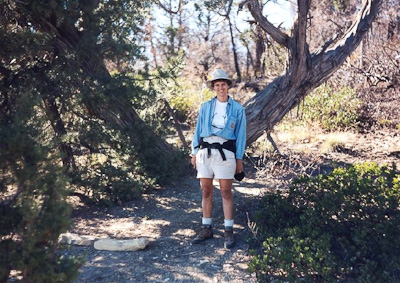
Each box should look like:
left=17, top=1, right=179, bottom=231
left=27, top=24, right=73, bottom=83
left=0, top=88, right=81, bottom=281
left=299, top=84, right=361, bottom=131
left=61, top=74, right=157, bottom=204
left=138, top=51, right=187, bottom=136
left=138, top=51, right=214, bottom=138
left=165, top=82, right=215, bottom=130
left=167, top=79, right=215, bottom=125
left=249, top=163, right=400, bottom=282
left=0, top=0, right=176, bottom=280
left=0, top=0, right=184, bottom=206
left=203, top=0, right=230, bottom=11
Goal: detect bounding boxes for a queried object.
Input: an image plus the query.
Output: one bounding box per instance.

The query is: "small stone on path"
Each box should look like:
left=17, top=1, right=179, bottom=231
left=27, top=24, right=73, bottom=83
left=93, top=238, right=149, bottom=251
left=59, top=232, right=96, bottom=246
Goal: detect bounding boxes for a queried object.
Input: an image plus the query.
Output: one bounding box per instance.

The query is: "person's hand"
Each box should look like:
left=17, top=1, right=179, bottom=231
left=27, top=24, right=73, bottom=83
left=191, top=155, right=196, bottom=169
left=235, top=159, right=243, bottom=174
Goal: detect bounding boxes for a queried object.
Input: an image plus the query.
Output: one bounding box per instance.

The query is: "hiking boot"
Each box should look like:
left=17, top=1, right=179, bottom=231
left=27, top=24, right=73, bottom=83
left=191, top=225, right=213, bottom=244
left=224, top=227, right=235, bottom=249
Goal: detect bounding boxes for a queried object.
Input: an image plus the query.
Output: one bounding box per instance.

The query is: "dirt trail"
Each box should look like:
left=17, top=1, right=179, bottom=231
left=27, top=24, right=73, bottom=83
left=68, top=129, right=400, bottom=282
left=69, top=175, right=265, bottom=282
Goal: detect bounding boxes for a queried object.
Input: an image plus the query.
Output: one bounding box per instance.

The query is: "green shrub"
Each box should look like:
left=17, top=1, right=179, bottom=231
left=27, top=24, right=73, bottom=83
left=249, top=162, right=400, bottom=282
left=0, top=93, right=82, bottom=281
left=300, top=84, right=361, bottom=131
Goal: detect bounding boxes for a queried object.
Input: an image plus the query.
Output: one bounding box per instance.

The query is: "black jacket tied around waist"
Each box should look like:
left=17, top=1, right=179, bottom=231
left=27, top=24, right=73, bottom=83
left=196, top=138, right=236, bottom=161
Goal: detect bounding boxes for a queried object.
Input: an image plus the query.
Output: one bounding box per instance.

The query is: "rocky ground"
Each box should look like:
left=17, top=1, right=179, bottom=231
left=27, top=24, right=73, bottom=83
left=67, top=129, right=400, bottom=283
left=69, top=176, right=262, bottom=283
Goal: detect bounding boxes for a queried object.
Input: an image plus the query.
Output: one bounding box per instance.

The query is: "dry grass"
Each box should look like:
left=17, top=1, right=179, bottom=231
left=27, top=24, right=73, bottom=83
left=319, top=132, right=352, bottom=154
left=270, top=124, right=322, bottom=154
left=276, top=125, right=318, bottom=144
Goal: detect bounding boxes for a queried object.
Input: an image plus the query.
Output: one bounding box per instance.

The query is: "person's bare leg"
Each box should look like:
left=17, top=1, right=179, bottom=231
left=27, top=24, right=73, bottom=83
left=192, top=178, right=214, bottom=244
left=200, top=178, right=214, bottom=218
left=219, top=179, right=235, bottom=248
left=219, top=179, right=234, bottom=220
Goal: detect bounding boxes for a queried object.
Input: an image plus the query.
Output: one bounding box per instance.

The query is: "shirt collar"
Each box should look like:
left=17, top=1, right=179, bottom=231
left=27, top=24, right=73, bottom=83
left=213, top=96, right=232, bottom=105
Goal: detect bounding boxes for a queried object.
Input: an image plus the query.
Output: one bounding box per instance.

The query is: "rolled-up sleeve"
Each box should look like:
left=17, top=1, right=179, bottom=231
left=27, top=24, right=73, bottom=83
left=191, top=106, right=203, bottom=155
left=234, top=107, right=247, bottom=159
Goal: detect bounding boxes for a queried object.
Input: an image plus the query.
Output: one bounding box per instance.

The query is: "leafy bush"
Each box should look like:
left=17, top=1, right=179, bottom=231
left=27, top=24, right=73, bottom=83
left=71, top=118, right=156, bottom=205
left=140, top=52, right=215, bottom=134
left=0, top=92, right=81, bottom=282
left=249, top=163, right=400, bottom=282
left=299, top=84, right=361, bottom=131
left=169, top=81, right=214, bottom=124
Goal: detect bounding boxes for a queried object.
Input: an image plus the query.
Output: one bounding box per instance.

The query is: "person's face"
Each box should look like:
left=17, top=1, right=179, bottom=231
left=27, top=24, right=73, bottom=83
left=213, top=80, right=229, bottom=98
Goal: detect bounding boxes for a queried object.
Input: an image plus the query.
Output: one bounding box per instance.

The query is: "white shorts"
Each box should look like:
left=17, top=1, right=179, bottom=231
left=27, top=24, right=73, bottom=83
left=196, top=148, right=236, bottom=180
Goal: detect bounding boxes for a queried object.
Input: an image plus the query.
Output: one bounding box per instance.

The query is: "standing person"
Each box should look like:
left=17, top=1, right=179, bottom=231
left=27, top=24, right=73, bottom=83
left=191, top=69, right=246, bottom=249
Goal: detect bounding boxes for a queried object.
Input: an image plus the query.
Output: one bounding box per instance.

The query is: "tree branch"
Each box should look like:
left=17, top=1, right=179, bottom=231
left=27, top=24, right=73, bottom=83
left=295, top=0, right=310, bottom=59
left=153, top=0, right=182, bottom=14
left=226, top=0, right=234, bottom=17
left=244, top=0, right=383, bottom=145
left=215, top=0, right=233, bottom=18
left=245, top=0, right=290, bottom=47
left=312, top=0, right=383, bottom=80
left=286, top=0, right=311, bottom=83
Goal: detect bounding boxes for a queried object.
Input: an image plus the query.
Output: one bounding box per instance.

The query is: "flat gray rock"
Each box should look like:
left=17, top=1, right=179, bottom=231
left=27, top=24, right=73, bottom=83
left=93, top=238, right=149, bottom=251
left=59, top=232, right=96, bottom=246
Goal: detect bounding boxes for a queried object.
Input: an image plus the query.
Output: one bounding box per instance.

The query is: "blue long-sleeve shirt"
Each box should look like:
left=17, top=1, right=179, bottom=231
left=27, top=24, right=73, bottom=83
left=191, top=96, right=247, bottom=159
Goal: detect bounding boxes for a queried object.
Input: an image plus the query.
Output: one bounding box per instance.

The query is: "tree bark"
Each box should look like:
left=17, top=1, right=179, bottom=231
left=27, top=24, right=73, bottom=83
left=243, top=0, right=383, bottom=144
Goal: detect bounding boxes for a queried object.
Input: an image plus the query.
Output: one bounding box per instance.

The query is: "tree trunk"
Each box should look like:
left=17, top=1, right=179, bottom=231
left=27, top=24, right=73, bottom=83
left=227, top=16, right=242, bottom=82
left=42, top=94, right=77, bottom=172
left=254, top=25, right=266, bottom=77
left=34, top=12, right=186, bottom=182
left=245, top=44, right=255, bottom=78
left=242, top=0, right=383, bottom=145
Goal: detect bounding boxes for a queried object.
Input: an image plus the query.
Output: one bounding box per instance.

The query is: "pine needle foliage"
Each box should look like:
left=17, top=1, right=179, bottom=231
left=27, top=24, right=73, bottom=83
left=0, top=0, right=176, bottom=281
left=0, top=83, right=81, bottom=281
left=0, top=0, right=173, bottom=204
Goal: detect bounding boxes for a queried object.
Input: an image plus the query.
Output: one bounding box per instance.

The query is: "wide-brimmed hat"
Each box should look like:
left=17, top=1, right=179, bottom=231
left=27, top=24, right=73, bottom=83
left=206, top=69, right=233, bottom=88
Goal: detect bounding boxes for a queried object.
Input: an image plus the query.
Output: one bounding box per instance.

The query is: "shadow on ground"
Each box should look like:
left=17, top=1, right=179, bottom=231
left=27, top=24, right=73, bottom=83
left=70, top=175, right=264, bottom=282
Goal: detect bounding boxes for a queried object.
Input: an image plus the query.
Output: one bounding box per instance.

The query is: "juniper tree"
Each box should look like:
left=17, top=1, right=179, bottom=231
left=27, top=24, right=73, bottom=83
left=241, top=0, right=383, bottom=143
left=0, top=0, right=185, bottom=281
left=0, top=67, right=80, bottom=280
left=1, top=0, right=187, bottom=199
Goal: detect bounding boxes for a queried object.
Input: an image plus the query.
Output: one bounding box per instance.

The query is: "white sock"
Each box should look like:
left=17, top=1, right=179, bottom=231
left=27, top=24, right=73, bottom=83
left=202, top=217, right=212, bottom=226
left=224, top=219, right=234, bottom=228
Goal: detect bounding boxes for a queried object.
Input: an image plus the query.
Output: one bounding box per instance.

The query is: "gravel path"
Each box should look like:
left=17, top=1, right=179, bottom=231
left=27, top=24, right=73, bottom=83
left=68, top=129, right=400, bottom=282
left=69, top=175, right=264, bottom=283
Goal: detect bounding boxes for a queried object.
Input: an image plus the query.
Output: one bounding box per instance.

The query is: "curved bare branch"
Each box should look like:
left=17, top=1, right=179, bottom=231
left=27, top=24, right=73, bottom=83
left=245, top=0, right=290, bottom=47
left=312, top=0, right=383, bottom=81
left=293, top=0, right=309, bottom=61
left=244, top=0, right=383, bottom=145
